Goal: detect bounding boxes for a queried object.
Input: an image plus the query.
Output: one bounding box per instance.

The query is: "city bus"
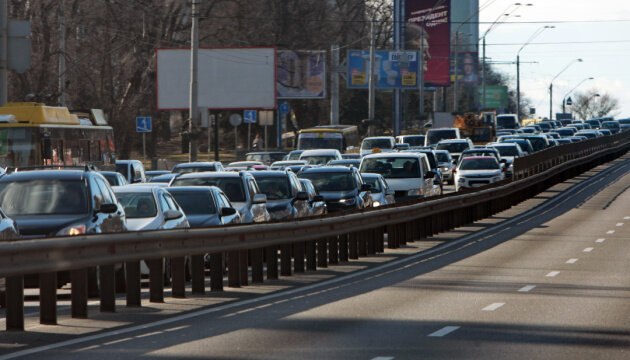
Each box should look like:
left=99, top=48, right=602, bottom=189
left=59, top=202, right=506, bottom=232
left=296, top=125, right=359, bottom=153
left=0, top=102, right=115, bottom=168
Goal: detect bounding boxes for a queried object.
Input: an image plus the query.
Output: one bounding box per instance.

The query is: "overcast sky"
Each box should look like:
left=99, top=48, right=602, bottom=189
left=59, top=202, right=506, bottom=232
left=478, top=0, right=630, bottom=119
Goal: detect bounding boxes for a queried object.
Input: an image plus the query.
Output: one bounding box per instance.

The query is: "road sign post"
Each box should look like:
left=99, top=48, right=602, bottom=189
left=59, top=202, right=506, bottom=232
left=136, top=117, right=152, bottom=162
left=244, top=110, right=257, bottom=150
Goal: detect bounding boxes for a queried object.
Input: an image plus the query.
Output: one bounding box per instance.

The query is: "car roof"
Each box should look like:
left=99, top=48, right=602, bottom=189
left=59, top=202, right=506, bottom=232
left=460, top=156, right=496, bottom=160
left=300, top=149, right=340, bottom=155
left=112, top=185, right=161, bottom=193
left=360, top=173, right=383, bottom=179
left=166, top=186, right=216, bottom=193
left=175, top=171, right=241, bottom=179
left=115, top=160, right=141, bottom=164
left=0, top=169, right=89, bottom=181
left=173, top=162, right=221, bottom=167
left=437, top=139, right=468, bottom=143
left=227, top=161, right=262, bottom=166
left=250, top=170, right=288, bottom=177
left=300, top=166, right=353, bottom=173
left=246, top=151, right=286, bottom=155
left=363, top=136, right=394, bottom=140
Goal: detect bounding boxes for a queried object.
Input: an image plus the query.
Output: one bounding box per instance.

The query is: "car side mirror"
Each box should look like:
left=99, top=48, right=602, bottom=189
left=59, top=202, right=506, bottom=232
left=164, top=209, right=183, bottom=220
left=252, top=193, right=267, bottom=204
left=426, top=170, right=436, bottom=178
left=220, top=207, right=237, bottom=217
left=385, top=189, right=394, bottom=196
left=360, top=184, right=372, bottom=192
left=313, top=195, right=324, bottom=202
left=98, top=203, right=118, bottom=214
left=296, top=191, right=309, bottom=201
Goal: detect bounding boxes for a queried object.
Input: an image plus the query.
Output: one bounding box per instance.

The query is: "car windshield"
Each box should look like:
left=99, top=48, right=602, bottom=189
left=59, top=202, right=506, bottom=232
left=116, top=193, right=158, bottom=219
left=363, top=178, right=382, bottom=192
left=115, top=163, right=129, bottom=180
left=255, top=176, right=291, bottom=200
left=435, top=152, right=451, bottom=162
left=170, top=192, right=216, bottom=215
left=0, top=180, right=89, bottom=216
left=497, top=116, right=518, bottom=129
left=436, top=142, right=470, bottom=153
left=426, top=130, right=457, bottom=145
left=300, top=172, right=356, bottom=192
left=172, top=177, right=246, bottom=202
left=362, top=139, right=392, bottom=150
left=173, top=165, right=217, bottom=174
left=302, top=155, right=335, bottom=166
left=459, top=158, right=500, bottom=170
left=360, top=157, right=421, bottom=179
left=493, top=146, right=519, bottom=156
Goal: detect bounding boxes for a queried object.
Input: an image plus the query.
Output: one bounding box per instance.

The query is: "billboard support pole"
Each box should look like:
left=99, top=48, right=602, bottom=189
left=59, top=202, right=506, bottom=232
left=393, top=0, right=402, bottom=135
left=418, top=25, right=425, bottom=121
left=188, top=0, right=200, bottom=162
left=0, top=0, right=7, bottom=106
left=330, top=44, right=339, bottom=125
left=368, top=20, right=375, bottom=137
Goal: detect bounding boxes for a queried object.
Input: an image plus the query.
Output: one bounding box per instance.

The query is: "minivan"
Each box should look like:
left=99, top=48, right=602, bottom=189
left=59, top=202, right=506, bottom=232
left=496, top=114, right=521, bottom=130
left=424, top=128, right=461, bottom=147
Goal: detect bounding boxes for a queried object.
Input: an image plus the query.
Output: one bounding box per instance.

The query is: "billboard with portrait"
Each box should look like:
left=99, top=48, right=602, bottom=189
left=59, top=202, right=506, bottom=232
left=405, top=0, right=451, bottom=87
left=457, top=52, right=478, bottom=83
left=346, top=50, right=420, bottom=89
left=277, top=50, right=326, bottom=99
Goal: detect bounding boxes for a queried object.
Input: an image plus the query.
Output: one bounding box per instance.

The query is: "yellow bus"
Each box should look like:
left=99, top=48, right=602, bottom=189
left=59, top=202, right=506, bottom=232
left=0, top=102, right=115, bottom=168
left=297, top=125, right=359, bottom=153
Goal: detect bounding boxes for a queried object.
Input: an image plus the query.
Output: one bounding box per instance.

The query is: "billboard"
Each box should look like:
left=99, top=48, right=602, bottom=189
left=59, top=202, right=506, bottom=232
left=457, top=52, right=478, bottom=83
left=156, top=48, right=276, bottom=110
left=277, top=50, right=326, bottom=99
left=346, top=50, right=420, bottom=89
left=405, top=0, right=451, bottom=87
left=479, top=86, right=508, bottom=109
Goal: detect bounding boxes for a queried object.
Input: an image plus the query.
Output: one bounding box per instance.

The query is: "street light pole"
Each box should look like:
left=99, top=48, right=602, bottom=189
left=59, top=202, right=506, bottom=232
left=549, top=58, right=583, bottom=120
left=516, top=25, right=554, bottom=120
left=562, top=77, right=593, bottom=114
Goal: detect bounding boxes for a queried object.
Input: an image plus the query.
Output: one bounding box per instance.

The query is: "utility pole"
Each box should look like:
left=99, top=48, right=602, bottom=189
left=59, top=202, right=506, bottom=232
left=0, top=0, right=8, bottom=106
left=188, top=0, right=200, bottom=162
left=58, top=0, right=66, bottom=106
left=330, top=44, right=339, bottom=125
left=368, top=20, right=375, bottom=137
left=418, top=25, right=425, bottom=121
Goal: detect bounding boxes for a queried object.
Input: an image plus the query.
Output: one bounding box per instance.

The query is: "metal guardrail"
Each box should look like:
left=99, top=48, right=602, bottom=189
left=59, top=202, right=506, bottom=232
left=1, top=131, right=630, bottom=331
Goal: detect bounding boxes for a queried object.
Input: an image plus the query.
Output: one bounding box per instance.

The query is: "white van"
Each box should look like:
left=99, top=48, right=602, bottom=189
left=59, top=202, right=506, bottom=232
left=359, top=152, right=438, bottom=201
left=360, top=136, right=396, bottom=156
left=299, top=149, right=342, bottom=165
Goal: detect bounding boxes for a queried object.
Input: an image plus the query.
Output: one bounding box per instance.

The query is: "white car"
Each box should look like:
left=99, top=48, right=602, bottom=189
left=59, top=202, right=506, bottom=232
left=360, top=136, right=396, bottom=156
left=299, top=149, right=342, bottom=165
left=454, top=156, right=506, bottom=192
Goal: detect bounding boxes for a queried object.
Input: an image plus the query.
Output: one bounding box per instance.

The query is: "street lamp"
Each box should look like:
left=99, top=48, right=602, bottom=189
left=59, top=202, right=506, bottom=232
left=481, top=3, right=532, bottom=108
left=549, top=58, right=583, bottom=120
left=516, top=25, right=554, bottom=120
left=562, top=77, right=594, bottom=114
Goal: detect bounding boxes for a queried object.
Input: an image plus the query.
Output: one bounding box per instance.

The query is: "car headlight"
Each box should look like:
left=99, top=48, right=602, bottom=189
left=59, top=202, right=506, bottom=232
left=408, top=189, right=422, bottom=196
left=339, top=197, right=356, bottom=205
left=373, top=201, right=381, bottom=207
left=57, top=224, right=87, bottom=236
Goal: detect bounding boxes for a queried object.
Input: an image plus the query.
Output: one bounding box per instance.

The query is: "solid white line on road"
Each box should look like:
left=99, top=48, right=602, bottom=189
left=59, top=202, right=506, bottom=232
left=428, top=326, right=461, bottom=337
left=566, top=258, right=579, bottom=264
left=518, top=285, right=536, bottom=292
left=616, top=223, right=624, bottom=227
left=546, top=271, right=560, bottom=277
left=482, top=303, right=505, bottom=311
left=371, top=357, right=395, bottom=360
left=583, top=248, right=594, bottom=253
left=607, top=230, right=615, bottom=234
left=596, top=238, right=606, bottom=243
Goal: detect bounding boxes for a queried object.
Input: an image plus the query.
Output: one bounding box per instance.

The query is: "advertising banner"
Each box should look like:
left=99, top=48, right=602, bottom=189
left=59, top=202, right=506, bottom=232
left=479, top=86, right=508, bottom=109
left=346, top=50, right=420, bottom=89
left=277, top=50, right=326, bottom=99
left=405, top=0, right=451, bottom=87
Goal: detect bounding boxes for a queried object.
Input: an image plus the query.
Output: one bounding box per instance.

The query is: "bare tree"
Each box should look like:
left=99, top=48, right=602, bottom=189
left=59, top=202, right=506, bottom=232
left=571, top=89, right=620, bottom=120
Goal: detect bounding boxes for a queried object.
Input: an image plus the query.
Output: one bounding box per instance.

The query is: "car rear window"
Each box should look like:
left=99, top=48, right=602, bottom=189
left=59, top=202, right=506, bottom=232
left=170, top=191, right=216, bottom=215
left=0, top=180, right=88, bottom=216
left=459, top=158, right=500, bottom=170
left=426, top=130, right=458, bottom=145
left=172, top=177, right=246, bottom=202
left=360, top=157, right=421, bottom=179
left=299, top=172, right=356, bottom=192
left=436, top=142, right=470, bottom=153
left=361, top=138, right=393, bottom=150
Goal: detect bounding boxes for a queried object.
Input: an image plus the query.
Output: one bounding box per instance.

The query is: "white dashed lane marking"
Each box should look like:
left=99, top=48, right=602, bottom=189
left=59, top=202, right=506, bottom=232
left=428, top=326, right=461, bottom=337
left=546, top=271, right=560, bottom=277
left=566, top=258, right=579, bottom=264
left=518, top=285, right=536, bottom=292
left=583, top=248, right=594, bottom=253
left=607, top=230, right=615, bottom=234
left=482, top=303, right=505, bottom=311
left=596, top=238, right=606, bottom=243
left=616, top=223, right=623, bottom=227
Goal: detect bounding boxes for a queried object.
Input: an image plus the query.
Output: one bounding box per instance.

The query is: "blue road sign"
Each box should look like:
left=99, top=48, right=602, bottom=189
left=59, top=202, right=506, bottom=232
left=279, top=102, right=290, bottom=115
left=244, top=110, right=257, bottom=124
left=136, top=117, right=152, bottom=133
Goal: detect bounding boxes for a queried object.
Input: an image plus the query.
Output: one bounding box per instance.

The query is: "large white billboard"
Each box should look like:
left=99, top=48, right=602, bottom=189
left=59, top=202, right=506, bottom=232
left=156, top=48, right=277, bottom=110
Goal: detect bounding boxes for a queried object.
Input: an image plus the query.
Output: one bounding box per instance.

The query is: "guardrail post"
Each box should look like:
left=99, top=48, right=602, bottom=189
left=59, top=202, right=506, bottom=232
left=367, top=229, right=376, bottom=254
left=147, top=259, right=164, bottom=303
left=294, top=242, right=305, bottom=272
left=191, top=254, right=205, bottom=294
left=209, top=252, right=224, bottom=291
left=398, top=223, right=407, bottom=246
left=39, top=272, right=57, bottom=325
left=6, top=275, right=24, bottom=331
left=99, top=264, right=116, bottom=312
left=349, top=232, right=358, bottom=259
left=317, top=238, right=328, bottom=268
left=125, top=261, right=141, bottom=307
left=306, top=241, right=317, bottom=270
left=281, top=244, right=292, bottom=276
left=171, top=257, right=186, bottom=298
left=339, top=233, right=349, bottom=261
left=227, top=251, right=240, bottom=287
left=251, top=248, right=264, bottom=283
left=329, top=236, right=339, bottom=264
left=417, top=217, right=426, bottom=240
left=266, top=246, right=279, bottom=279
left=239, top=250, right=248, bottom=286
left=71, top=268, right=89, bottom=317
left=425, top=216, right=433, bottom=237
left=376, top=227, right=385, bottom=253
left=386, top=224, right=396, bottom=249
left=358, top=231, right=368, bottom=256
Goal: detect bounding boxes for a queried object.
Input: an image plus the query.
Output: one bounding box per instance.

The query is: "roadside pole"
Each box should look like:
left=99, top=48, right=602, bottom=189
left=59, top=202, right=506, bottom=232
left=188, top=0, right=200, bottom=162
left=330, top=44, right=339, bottom=125
left=0, top=0, right=7, bottom=106
left=368, top=20, right=375, bottom=137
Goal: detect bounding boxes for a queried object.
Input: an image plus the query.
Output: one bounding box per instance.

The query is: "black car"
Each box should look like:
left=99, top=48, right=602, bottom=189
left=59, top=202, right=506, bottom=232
left=0, top=169, right=127, bottom=287
left=166, top=186, right=241, bottom=227
left=171, top=162, right=224, bottom=174
left=251, top=170, right=310, bottom=220
left=298, top=166, right=372, bottom=212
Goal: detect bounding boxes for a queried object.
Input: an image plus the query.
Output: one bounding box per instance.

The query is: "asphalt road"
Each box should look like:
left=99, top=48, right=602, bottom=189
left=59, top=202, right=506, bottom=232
left=5, top=155, right=630, bottom=360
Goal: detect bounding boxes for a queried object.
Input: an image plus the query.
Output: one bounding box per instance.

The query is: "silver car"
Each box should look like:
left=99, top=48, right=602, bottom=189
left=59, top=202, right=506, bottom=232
left=434, top=150, right=454, bottom=185
left=361, top=173, right=395, bottom=207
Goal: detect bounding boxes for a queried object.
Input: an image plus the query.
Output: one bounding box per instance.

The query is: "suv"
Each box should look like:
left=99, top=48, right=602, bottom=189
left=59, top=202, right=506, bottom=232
left=116, top=160, right=146, bottom=183
left=170, top=171, right=269, bottom=223
left=435, top=138, right=474, bottom=162
left=298, top=166, right=372, bottom=212
left=299, top=149, right=342, bottom=165
left=496, top=114, right=521, bottom=130
left=424, top=128, right=461, bottom=147
left=251, top=170, right=310, bottom=220
left=0, top=169, right=127, bottom=287
left=171, top=161, right=224, bottom=174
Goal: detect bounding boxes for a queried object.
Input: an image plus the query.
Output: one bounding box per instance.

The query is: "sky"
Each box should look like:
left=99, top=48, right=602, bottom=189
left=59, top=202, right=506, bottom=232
left=478, top=0, right=630, bottom=119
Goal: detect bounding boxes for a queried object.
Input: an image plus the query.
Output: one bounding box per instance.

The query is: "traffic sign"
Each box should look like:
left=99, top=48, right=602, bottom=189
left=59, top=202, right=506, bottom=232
left=244, top=110, right=257, bottom=124
left=566, top=96, right=573, bottom=106
left=279, top=102, right=290, bottom=115
left=136, top=117, right=152, bottom=132
left=229, top=113, right=243, bottom=127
